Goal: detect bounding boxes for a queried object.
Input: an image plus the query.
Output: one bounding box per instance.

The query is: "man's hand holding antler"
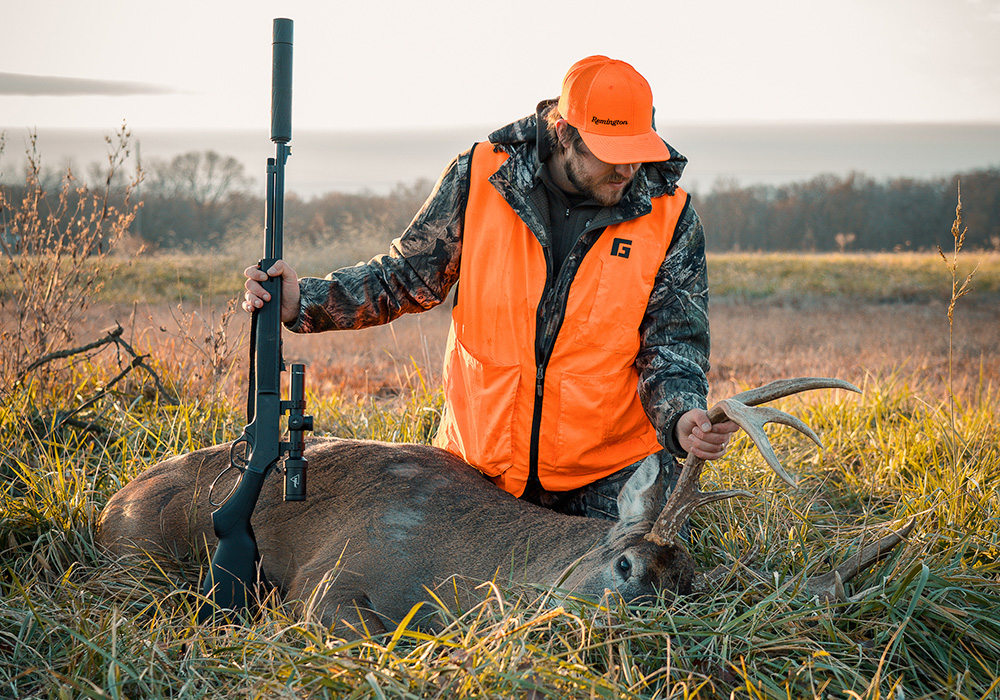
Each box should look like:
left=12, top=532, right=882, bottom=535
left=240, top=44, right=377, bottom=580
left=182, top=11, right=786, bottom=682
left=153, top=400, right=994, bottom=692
left=676, top=409, right=740, bottom=460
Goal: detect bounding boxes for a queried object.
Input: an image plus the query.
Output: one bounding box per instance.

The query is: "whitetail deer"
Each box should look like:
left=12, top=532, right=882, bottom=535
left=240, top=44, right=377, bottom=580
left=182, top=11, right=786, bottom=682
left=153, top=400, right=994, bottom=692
left=96, top=378, right=913, bottom=634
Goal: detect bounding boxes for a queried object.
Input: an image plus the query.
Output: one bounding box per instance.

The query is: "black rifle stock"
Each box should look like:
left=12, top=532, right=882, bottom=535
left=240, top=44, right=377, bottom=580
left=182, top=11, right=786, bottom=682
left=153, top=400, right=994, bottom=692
left=198, top=17, right=312, bottom=623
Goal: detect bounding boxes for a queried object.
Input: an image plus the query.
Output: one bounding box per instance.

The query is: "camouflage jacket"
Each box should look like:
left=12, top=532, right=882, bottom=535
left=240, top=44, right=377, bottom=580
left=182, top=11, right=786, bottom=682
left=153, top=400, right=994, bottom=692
left=289, top=102, right=711, bottom=457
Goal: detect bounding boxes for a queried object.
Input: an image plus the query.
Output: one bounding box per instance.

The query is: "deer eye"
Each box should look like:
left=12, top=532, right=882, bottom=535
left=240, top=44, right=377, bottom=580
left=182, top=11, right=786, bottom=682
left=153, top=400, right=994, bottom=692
left=616, top=555, right=632, bottom=577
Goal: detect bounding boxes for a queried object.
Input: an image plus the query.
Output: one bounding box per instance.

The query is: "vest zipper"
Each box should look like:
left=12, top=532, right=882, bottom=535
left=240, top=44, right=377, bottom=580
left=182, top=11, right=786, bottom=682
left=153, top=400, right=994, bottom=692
left=525, top=370, right=546, bottom=496
left=524, top=247, right=555, bottom=497
left=524, top=225, right=606, bottom=497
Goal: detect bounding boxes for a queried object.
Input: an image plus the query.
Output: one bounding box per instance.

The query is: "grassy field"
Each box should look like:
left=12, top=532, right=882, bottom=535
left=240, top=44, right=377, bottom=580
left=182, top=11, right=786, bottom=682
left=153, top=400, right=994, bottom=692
left=707, top=251, right=1000, bottom=301
left=35, top=250, right=1000, bottom=401
left=1, top=252, right=998, bottom=698
left=25, top=250, right=997, bottom=307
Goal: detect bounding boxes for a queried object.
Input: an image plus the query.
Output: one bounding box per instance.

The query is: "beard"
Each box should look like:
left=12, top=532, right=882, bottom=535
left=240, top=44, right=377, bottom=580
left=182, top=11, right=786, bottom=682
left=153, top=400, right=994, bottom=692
left=564, top=152, right=633, bottom=207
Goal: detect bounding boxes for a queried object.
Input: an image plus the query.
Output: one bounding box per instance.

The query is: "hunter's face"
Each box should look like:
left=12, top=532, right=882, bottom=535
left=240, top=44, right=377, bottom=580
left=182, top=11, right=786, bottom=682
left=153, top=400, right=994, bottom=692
left=562, top=138, right=639, bottom=207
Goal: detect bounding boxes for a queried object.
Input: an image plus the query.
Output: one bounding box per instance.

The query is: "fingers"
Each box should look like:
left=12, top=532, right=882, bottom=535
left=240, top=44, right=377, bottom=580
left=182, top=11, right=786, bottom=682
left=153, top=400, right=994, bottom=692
left=690, top=425, right=730, bottom=446
left=688, top=425, right=731, bottom=460
left=716, top=419, right=741, bottom=436
left=676, top=409, right=742, bottom=461
left=243, top=271, right=271, bottom=313
left=243, top=287, right=268, bottom=313
left=695, top=419, right=742, bottom=460
left=244, top=263, right=267, bottom=281
left=242, top=260, right=298, bottom=316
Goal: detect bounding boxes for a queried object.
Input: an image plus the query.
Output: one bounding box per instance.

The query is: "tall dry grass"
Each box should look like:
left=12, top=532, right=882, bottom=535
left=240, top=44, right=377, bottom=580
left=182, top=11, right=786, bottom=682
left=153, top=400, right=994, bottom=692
left=0, top=125, right=142, bottom=392
left=2, top=356, right=997, bottom=698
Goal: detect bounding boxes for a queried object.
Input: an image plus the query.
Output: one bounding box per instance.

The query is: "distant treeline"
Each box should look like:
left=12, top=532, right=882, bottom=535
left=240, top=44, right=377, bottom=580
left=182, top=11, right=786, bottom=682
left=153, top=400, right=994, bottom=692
left=697, top=168, right=1000, bottom=252
left=131, top=151, right=433, bottom=256
left=133, top=156, right=1000, bottom=254
left=3, top=147, right=998, bottom=255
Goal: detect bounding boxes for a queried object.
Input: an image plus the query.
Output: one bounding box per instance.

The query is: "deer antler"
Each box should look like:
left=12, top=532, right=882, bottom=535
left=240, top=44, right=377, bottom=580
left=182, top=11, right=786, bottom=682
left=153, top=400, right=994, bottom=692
left=645, top=378, right=860, bottom=546
left=692, top=518, right=916, bottom=601
left=805, top=517, right=916, bottom=602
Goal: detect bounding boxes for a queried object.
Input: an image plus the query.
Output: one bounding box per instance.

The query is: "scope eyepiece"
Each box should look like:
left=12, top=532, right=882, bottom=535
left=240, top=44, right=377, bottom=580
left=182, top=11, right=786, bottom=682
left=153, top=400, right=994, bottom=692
left=287, top=414, right=313, bottom=432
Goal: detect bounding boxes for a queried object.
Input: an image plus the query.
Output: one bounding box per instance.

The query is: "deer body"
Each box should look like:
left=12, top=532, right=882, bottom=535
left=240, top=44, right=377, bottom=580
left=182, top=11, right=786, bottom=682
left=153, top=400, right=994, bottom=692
left=97, top=378, right=914, bottom=635
left=97, top=437, right=693, bottom=633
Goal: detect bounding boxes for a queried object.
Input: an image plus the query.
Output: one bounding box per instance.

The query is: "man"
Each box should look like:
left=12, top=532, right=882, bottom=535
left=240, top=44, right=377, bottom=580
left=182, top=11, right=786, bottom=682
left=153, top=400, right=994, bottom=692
left=244, top=56, right=738, bottom=519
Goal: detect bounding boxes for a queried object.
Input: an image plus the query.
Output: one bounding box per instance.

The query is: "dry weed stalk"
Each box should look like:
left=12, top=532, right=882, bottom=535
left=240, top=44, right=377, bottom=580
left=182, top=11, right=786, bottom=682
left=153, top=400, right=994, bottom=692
left=0, top=124, right=143, bottom=392
left=155, top=296, right=246, bottom=398
left=17, top=324, right=178, bottom=433
left=936, top=184, right=979, bottom=471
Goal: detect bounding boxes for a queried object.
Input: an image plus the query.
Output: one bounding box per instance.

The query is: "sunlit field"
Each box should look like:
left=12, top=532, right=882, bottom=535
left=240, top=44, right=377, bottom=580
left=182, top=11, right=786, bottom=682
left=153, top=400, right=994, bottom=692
left=2, top=252, right=998, bottom=698
left=62, top=251, right=1000, bottom=402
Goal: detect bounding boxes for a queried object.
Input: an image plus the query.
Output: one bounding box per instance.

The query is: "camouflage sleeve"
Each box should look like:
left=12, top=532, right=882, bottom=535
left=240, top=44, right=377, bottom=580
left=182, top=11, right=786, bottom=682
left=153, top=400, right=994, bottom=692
left=635, top=201, right=711, bottom=457
left=285, top=149, right=471, bottom=333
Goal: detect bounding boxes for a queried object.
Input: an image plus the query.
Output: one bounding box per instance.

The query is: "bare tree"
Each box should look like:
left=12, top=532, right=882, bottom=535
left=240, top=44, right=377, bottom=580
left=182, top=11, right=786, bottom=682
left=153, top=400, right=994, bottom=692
left=140, top=150, right=256, bottom=249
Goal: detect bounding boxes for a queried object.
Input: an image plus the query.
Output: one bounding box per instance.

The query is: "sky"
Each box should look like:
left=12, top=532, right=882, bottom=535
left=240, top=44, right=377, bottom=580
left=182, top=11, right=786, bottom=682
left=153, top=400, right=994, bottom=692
left=3, top=0, right=1000, bottom=135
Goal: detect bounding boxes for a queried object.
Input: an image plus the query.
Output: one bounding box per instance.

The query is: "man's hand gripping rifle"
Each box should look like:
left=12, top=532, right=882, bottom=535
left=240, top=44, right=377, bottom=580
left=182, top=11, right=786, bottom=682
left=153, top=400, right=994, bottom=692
left=198, top=18, right=313, bottom=623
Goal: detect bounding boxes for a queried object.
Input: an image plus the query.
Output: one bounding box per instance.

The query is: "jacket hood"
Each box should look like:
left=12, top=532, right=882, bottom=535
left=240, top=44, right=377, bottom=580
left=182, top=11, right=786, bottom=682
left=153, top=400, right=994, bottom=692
left=487, top=99, right=688, bottom=197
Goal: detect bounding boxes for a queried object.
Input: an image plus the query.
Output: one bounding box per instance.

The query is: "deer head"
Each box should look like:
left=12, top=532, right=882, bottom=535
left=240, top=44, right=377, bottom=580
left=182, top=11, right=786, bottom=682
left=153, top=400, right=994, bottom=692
left=645, top=377, right=914, bottom=602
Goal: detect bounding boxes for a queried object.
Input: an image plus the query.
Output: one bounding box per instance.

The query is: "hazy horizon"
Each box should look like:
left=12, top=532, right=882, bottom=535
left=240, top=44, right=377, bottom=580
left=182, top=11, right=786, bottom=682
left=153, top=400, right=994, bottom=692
left=2, top=121, right=997, bottom=198
left=4, top=2, right=1000, bottom=130
left=4, top=1, right=999, bottom=199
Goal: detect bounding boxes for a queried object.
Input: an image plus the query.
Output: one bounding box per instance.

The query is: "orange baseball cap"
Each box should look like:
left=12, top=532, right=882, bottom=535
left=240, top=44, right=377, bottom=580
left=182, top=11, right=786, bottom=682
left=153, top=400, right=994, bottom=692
left=557, top=56, right=671, bottom=165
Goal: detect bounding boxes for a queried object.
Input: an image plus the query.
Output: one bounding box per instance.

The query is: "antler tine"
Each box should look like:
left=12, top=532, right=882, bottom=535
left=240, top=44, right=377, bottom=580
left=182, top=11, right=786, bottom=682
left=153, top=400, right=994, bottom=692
left=691, top=519, right=916, bottom=601
left=644, top=450, right=752, bottom=546
left=730, top=377, right=860, bottom=407
left=645, top=376, right=860, bottom=547
left=714, top=400, right=822, bottom=487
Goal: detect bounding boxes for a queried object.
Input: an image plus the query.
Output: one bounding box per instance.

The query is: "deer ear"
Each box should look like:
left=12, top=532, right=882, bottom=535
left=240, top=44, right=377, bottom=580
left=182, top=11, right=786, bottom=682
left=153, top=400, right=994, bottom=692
left=616, top=454, right=665, bottom=526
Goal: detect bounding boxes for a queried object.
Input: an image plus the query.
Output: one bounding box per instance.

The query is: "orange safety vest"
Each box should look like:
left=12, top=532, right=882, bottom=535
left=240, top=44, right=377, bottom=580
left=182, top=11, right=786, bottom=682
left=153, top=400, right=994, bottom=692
left=433, top=144, right=689, bottom=496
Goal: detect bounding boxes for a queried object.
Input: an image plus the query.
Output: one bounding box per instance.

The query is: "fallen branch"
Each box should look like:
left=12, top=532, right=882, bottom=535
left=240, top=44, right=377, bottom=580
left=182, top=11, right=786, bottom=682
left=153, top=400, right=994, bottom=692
left=20, top=325, right=125, bottom=376
left=18, top=323, right=178, bottom=406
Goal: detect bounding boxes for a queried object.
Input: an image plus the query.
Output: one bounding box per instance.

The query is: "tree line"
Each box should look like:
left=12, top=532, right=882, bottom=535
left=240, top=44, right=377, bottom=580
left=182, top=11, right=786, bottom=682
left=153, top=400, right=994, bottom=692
left=4, top=144, right=998, bottom=256
left=696, top=168, right=1000, bottom=252
left=132, top=151, right=433, bottom=257
left=132, top=154, right=1000, bottom=254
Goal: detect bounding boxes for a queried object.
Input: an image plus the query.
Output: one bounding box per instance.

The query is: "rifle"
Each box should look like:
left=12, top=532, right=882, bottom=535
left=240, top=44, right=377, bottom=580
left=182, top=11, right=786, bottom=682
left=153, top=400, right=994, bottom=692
left=198, top=17, right=313, bottom=623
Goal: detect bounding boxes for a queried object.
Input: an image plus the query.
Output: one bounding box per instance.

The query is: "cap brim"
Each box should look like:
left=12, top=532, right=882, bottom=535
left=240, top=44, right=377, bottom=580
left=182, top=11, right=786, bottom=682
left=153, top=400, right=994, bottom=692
left=578, top=129, right=671, bottom=165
